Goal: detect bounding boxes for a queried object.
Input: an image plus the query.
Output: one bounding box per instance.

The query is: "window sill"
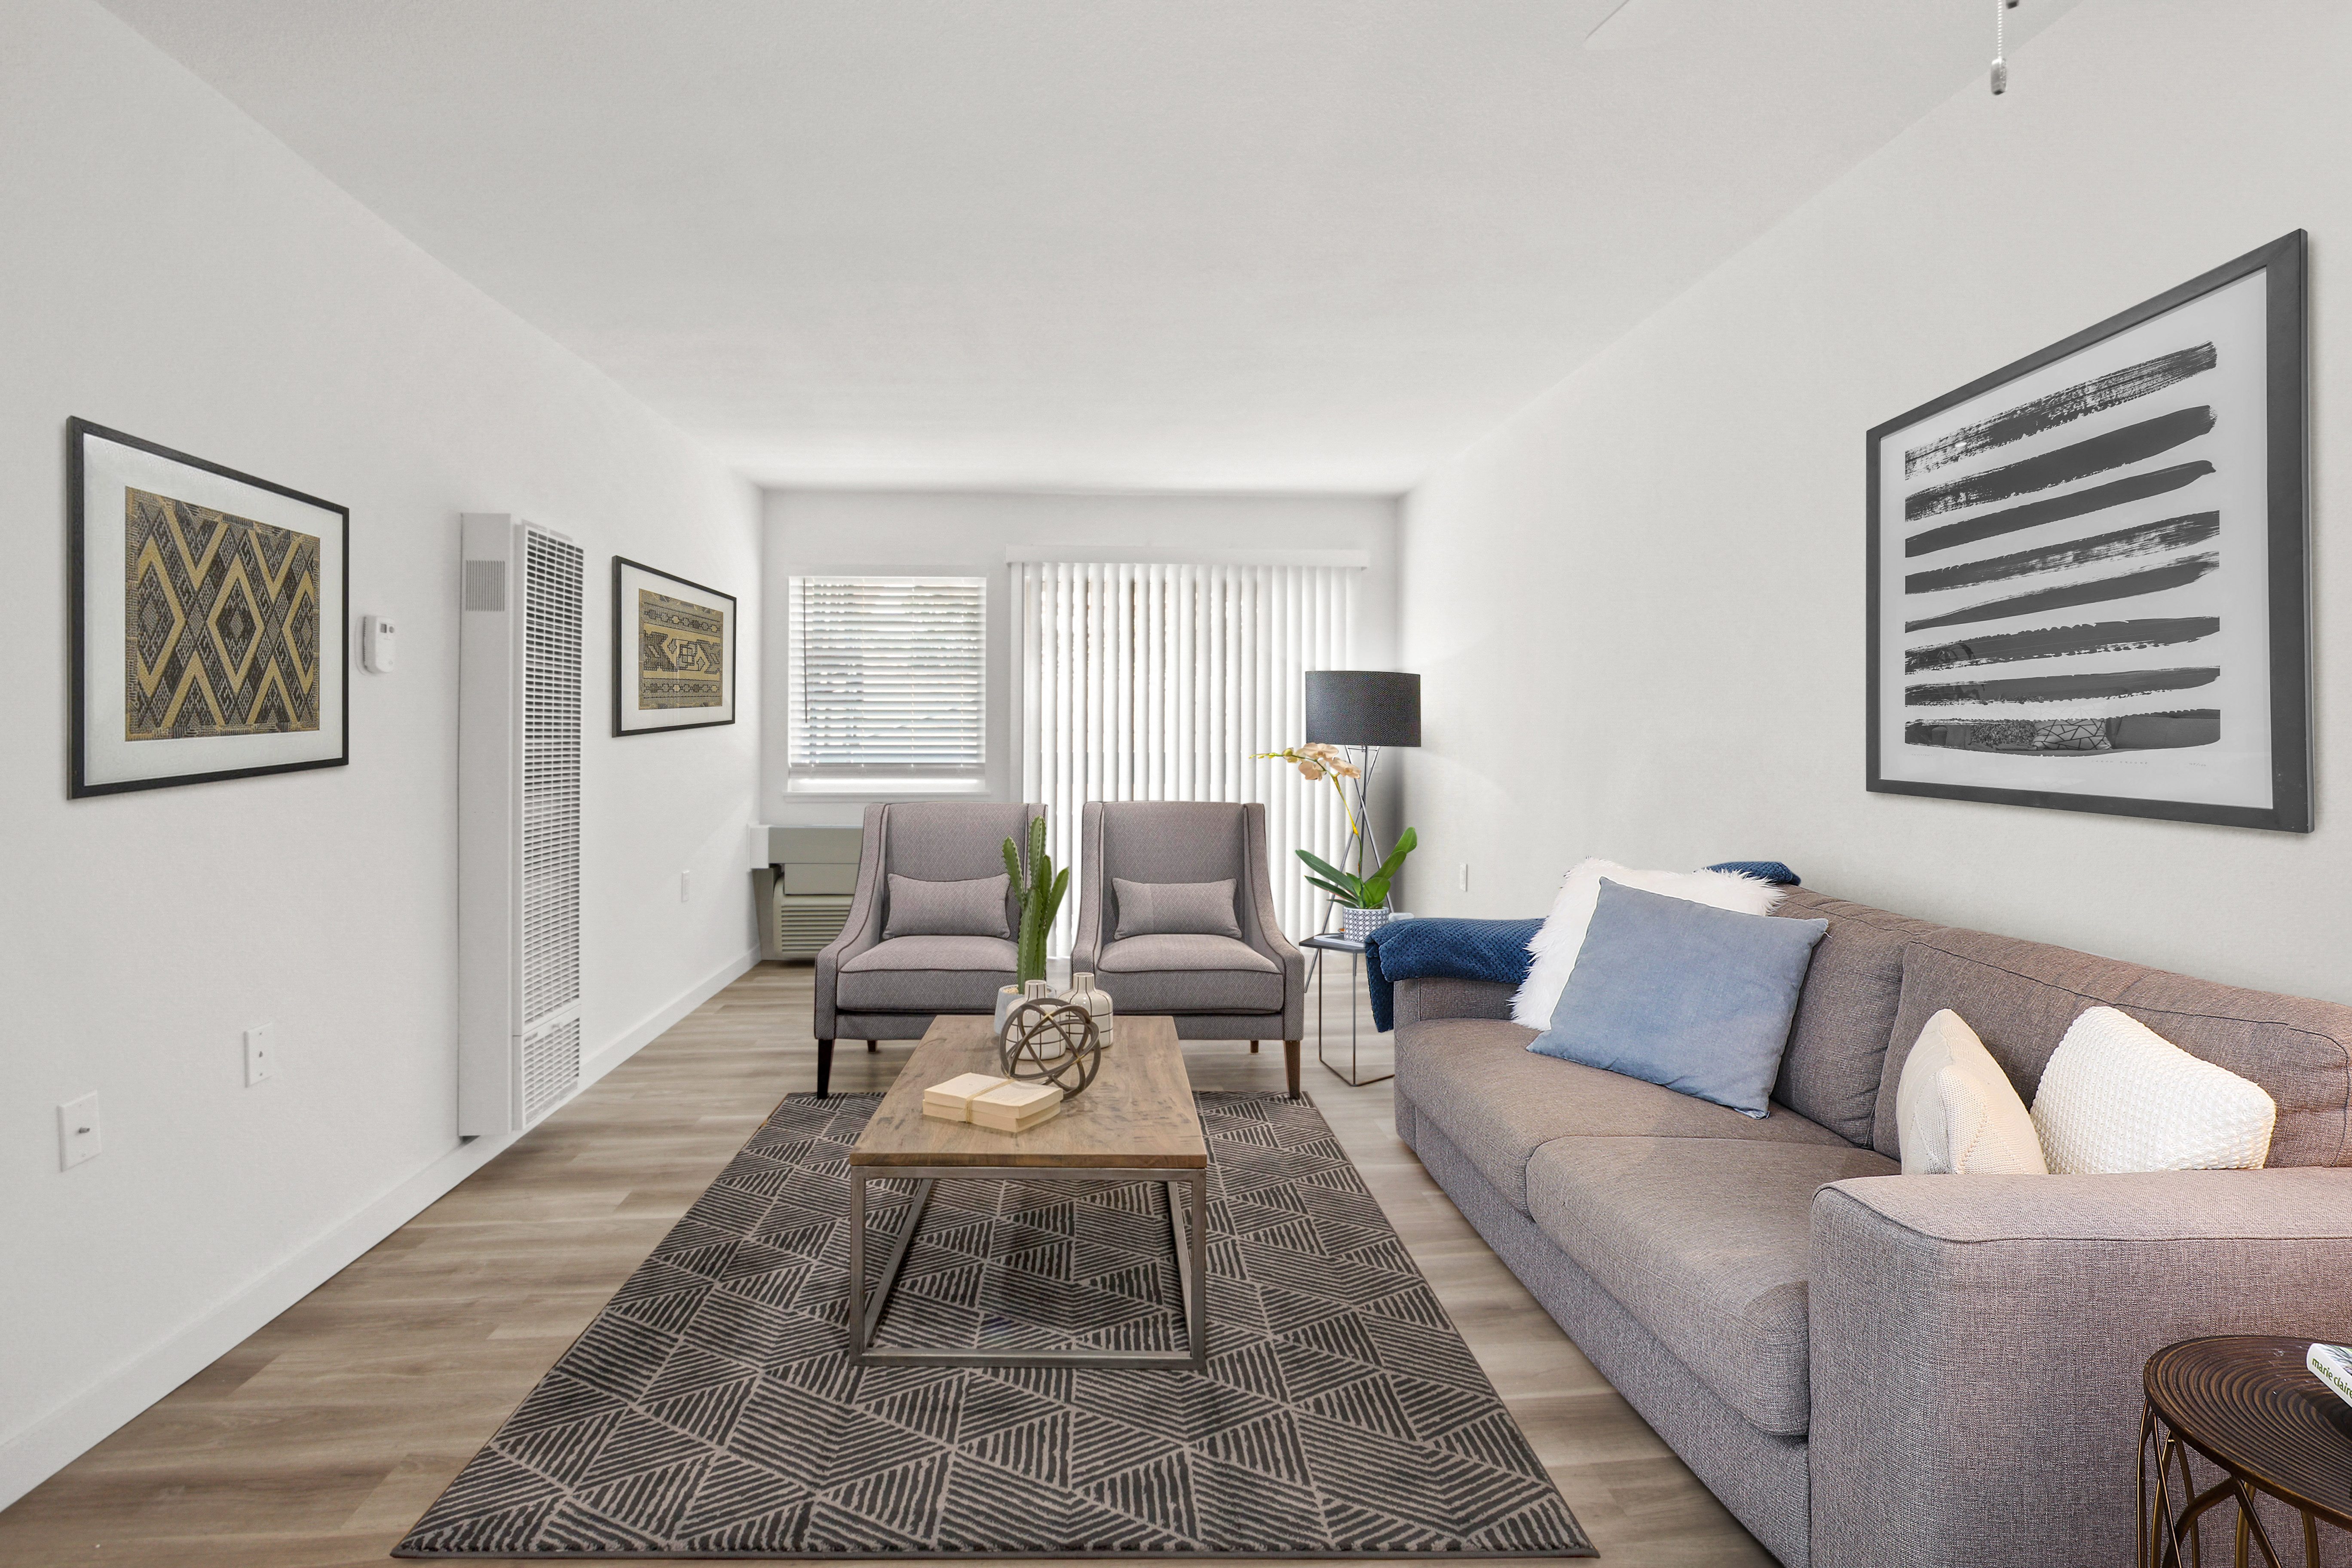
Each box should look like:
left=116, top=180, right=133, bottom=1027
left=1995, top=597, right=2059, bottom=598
left=783, top=776, right=991, bottom=801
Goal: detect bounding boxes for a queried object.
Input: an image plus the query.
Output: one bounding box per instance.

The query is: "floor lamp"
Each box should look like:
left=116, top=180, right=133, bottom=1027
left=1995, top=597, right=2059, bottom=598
left=1303, top=670, right=1422, bottom=932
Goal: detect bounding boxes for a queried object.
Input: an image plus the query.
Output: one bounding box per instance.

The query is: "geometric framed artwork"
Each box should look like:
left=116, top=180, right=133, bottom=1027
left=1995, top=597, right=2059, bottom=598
left=612, top=556, right=737, bottom=736
left=69, top=418, right=350, bottom=797
left=1867, top=230, right=2310, bottom=832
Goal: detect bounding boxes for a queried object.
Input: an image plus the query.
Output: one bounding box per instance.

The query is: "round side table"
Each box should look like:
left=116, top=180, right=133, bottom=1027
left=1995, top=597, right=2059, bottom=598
left=2141, top=1335, right=2352, bottom=1568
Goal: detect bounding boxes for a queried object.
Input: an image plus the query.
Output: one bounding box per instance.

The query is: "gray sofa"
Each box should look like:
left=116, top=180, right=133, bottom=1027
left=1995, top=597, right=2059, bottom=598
left=1391, top=886, right=2352, bottom=1568
left=1070, top=800, right=1307, bottom=1095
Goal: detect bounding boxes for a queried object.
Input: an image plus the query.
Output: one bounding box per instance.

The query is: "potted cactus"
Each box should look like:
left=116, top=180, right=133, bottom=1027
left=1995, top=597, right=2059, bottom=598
left=994, top=816, right=1069, bottom=1030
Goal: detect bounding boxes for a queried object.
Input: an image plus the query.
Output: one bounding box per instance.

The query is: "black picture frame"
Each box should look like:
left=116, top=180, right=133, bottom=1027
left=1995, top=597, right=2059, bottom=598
left=1865, top=231, right=2310, bottom=833
left=68, top=418, right=351, bottom=798
left=612, top=555, right=738, bottom=737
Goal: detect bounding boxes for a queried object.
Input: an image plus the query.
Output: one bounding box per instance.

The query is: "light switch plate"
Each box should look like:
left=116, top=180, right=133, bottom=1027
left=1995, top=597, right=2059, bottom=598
left=245, top=1024, right=274, bottom=1086
left=59, top=1094, right=100, bottom=1170
left=680, top=870, right=692, bottom=902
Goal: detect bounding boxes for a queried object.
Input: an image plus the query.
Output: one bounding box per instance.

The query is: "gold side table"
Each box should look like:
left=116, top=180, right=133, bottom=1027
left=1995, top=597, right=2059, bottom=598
left=2141, top=1335, right=2352, bottom=1568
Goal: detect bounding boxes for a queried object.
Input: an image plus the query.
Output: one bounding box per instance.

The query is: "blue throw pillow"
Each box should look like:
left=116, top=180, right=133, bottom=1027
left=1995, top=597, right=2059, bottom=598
left=1527, top=879, right=1828, bottom=1118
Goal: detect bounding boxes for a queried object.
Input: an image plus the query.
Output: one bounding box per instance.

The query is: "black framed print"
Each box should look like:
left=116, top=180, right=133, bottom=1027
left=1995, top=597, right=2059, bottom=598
left=613, top=556, right=737, bottom=736
left=1867, top=231, right=2309, bottom=833
left=70, top=419, right=349, bottom=798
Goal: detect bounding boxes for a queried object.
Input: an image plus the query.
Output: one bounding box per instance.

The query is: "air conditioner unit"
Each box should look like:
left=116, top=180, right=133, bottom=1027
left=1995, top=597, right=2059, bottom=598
left=458, top=514, right=584, bottom=1136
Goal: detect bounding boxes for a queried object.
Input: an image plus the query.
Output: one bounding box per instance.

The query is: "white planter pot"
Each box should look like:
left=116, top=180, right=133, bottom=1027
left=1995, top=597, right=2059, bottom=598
left=1341, top=906, right=1392, bottom=943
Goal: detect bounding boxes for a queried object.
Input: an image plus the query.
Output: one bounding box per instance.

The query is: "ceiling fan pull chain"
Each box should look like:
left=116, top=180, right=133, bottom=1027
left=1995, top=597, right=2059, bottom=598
left=1991, top=0, right=2014, bottom=95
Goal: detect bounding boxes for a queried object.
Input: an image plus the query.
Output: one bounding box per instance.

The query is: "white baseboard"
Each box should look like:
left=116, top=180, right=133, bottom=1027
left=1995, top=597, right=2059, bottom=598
left=0, top=945, right=759, bottom=1514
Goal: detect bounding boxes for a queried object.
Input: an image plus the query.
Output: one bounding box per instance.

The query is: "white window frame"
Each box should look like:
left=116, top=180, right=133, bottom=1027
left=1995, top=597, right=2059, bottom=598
left=785, top=573, right=989, bottom=797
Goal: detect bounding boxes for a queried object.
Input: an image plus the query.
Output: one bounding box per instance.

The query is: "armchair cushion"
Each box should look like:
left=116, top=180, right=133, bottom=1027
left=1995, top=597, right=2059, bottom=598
left=1096, top=933, right=1282, bottom=1014
left=1112, top=878, right=1242, bottom=940
left=837, top=935, right=1017, bottom=1014
left=884, top=873, right=1012, bottom=940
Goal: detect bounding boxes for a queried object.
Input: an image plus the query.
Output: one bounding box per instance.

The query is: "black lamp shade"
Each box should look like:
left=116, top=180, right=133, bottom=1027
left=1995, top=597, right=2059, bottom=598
left=1304, top=670, right=1421, bottom=748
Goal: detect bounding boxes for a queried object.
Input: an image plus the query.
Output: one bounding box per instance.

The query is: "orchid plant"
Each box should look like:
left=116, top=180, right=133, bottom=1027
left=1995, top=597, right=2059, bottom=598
left=1257, top=742, right=1418, bottom=911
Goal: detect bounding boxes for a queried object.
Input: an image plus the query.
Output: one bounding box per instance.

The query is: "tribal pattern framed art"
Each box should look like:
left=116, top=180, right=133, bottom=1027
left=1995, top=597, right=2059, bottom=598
left=69, top=419, right=349, bottom=797
left=1867, top=231, right=2310, bottom=832
left=613, top=556, right=737, bottom=736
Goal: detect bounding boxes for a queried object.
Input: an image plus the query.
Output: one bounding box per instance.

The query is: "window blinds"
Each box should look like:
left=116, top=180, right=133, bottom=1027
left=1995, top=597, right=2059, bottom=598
left=1014, top=561, right=1352, bottom=948
left=788, top=576, right=986, bottom=780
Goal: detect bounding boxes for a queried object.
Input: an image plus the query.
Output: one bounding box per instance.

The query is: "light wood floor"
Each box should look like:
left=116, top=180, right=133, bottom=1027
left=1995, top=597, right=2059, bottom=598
left=0, top=964, right=1772, bottom=1568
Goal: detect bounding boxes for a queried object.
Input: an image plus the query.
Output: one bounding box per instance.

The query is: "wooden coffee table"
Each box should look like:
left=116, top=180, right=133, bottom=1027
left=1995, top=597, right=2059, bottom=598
left=845, top=1013, right=1210, bottom=1371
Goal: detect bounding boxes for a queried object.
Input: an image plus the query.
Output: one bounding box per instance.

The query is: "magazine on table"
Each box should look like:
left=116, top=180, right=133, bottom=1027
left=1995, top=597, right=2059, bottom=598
left=2310, top=1343, right=2352, bottom=1410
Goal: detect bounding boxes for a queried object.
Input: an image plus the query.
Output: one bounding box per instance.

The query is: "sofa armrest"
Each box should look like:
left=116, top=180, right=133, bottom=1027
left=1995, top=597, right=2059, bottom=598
left=813, top=804, right=889, bottom=1038
left=1392, top=975, right=1518, bottom=1029
left=1809, top=1168, right=2352, bottom=1568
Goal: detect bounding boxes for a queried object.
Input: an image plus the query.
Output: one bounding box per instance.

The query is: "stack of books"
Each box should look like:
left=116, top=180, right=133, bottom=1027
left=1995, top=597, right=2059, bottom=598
left=922, top=1072, right=1064, bottom=1133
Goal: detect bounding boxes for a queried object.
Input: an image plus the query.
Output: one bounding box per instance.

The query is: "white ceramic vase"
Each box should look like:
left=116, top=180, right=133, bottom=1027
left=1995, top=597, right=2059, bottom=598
left=1063, top=971, right=1115, bottom=1049
left=1341, top=905, right=1392, bottom=943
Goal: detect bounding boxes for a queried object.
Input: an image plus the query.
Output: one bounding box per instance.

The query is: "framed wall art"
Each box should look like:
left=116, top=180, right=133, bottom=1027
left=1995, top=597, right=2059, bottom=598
left=613, top=556, right=736, bottom=735
left=1867, top=230, right=2309, bottom=833
left=70, top=419, right=349, bottom=798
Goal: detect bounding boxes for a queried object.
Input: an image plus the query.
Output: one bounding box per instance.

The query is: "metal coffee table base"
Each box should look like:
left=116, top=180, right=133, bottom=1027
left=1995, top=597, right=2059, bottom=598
left=847, top=1165, right=1210, bottom=1371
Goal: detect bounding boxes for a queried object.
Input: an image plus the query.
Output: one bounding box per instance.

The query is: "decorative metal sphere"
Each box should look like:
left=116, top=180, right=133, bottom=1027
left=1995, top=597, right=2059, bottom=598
left=997, top=999, right=1103, bottom=1099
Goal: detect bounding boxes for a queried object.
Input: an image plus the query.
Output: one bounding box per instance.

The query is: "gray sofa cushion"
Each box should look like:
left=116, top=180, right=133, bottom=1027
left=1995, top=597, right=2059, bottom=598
left=1112, top=877, right=1242, bottom=940
left=1526, top=1135, right=1896, bottom=1437
left=1395, top=1017, right=1852, bottom=1214
left=884, top=873, right=1012, bottom=939
left=1877, top=929, right=2352, bottom=1167
left=1096, top=933, right=1281, bottom=1015
left=1769, top=889, right=1949, bottom=1148
left=837, top=934, right=1017, bottom=1014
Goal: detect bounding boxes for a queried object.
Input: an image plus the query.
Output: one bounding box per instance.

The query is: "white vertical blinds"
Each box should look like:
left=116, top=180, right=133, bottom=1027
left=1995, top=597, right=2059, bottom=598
left=1014, top=561, right=1353, bottom=949
left=789, top=576, right=987, bottom=780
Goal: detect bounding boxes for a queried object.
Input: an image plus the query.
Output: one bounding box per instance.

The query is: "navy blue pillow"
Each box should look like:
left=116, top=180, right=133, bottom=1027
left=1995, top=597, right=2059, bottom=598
left=1527, top=879, right=1828, bottom=1118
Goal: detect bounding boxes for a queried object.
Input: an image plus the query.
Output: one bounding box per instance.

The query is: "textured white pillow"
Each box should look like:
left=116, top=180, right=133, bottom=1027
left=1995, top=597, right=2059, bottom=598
left=2030, top=1006, right=2277, bottom=1174
left=1895, top=1009, right=2047, bottom=1175
left=1510, top=858, right=1785, bottom=1027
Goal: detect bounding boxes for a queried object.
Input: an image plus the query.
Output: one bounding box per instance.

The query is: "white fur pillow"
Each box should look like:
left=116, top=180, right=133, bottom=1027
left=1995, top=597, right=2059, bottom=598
left=1896, top=1010, right=2047, bottom=1175
left=2030, top=1006, right=2276, bottom=1174
left=1510, top=858, right=1785, bottom=1028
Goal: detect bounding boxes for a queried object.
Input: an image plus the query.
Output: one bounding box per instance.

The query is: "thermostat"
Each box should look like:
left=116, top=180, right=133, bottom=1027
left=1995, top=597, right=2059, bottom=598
left=361, top=614, right=397, bottom=673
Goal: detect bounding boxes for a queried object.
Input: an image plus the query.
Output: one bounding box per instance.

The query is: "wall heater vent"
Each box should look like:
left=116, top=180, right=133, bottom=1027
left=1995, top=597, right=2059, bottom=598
left=460, top=514, right=584, bottom=1136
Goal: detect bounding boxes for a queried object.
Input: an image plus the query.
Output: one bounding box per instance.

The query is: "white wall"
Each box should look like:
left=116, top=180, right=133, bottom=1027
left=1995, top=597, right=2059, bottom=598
left=1398, top=0, right=2352, bottom=1001
left=762, top=488, right=1400, bottom=823
left=0, top=0, right=762, bottom=1505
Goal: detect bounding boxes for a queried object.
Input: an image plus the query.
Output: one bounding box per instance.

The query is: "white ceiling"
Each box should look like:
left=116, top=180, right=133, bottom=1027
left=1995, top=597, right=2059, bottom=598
left=100, top=0, right=2080, bottom=494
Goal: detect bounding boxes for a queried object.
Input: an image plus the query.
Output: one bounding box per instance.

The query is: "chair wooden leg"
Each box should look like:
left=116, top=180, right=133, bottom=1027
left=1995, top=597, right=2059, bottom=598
left=817, top=1040, right=835, bottom=1099
left=866, top=1039, right=878, bottom=1053
left=1249, top=1040, right=1259, bottom=1054
left=1284, top=1041, right=1301, bottom=1100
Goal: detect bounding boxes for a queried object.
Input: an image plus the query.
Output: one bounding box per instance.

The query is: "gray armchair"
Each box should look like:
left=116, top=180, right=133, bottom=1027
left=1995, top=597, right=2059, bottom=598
left=1070, top=801, right=1307, bottom=1096
left=813, top=801, right=1043, bottom=1096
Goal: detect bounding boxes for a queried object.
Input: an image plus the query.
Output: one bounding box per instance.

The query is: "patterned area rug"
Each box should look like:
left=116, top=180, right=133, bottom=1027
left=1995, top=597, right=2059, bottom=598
left=398, top=1091, right=1592, bottom=1558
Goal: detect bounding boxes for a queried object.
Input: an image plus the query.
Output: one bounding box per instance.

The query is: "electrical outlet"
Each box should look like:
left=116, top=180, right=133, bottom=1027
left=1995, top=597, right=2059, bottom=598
left=59, top=1094, right=100, bottom=1170
left=1458, top=862, right=1471, bottom=892
left=680, top=870, right=692, bottom=902
left=244, top=1024, right=275, bottom=1086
